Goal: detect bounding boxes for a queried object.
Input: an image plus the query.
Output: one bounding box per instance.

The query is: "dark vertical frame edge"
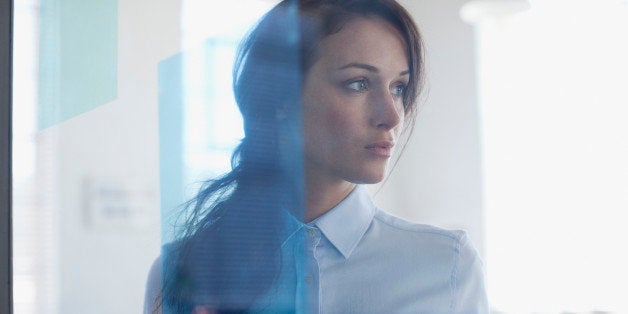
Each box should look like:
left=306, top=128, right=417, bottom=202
left=0, top=0, right=13, bottom=313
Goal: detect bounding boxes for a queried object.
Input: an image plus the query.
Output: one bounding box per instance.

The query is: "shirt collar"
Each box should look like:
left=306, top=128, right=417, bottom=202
left=310, top=185, right=376, bottom=259
left=279, top=209, right=303, bottom=248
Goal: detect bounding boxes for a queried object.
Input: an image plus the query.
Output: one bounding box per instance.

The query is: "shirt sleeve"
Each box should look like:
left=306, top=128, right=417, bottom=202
left=143, top=256, right=163, bottom=314
left=452, top=232, right=489, bottom=313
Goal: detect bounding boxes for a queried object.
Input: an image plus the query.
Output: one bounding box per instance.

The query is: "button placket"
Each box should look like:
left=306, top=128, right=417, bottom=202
left=305, top=227, right=321, bottom=313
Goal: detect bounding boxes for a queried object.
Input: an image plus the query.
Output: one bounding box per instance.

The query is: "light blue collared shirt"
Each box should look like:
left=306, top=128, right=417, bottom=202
left=254, top=185, right=489, bottom=313
left=144, top=185, right=489, bottom=313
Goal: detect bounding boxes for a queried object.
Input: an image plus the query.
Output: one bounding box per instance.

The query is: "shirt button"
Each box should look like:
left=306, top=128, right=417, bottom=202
left=305, top=275, right=314, bottom=283
left=308, top=229, right=317, bottom=237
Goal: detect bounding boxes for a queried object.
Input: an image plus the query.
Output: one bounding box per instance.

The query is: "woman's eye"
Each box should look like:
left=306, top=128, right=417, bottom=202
left=392, top=84, right=406, bottom=97
left=347, top=79, right=368, bottom=91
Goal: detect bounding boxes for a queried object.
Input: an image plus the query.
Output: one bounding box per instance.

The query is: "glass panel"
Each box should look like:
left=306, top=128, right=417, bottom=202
left=12, top=0, right=491, bottom=313
left=12, top=1, right=276, bottom=313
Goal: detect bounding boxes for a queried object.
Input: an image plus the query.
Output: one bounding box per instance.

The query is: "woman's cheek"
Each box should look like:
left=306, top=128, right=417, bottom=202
left=325, top=101, right=360, bottom=141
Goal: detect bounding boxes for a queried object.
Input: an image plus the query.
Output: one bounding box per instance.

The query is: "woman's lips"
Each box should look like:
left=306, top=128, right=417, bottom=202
left=365, top=141, right=394, bottom=157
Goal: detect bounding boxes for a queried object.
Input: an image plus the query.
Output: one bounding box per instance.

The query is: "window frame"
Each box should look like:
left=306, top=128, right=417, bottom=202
left=0, top=0, right=14, bottom=313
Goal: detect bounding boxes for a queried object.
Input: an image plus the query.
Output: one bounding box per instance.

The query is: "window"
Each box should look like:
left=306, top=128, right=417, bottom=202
left=465, top=0, right=628, bottom=312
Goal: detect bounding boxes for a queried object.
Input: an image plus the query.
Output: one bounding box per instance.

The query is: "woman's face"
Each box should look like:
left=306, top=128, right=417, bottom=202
left=302, top=17, right=409, bottom=185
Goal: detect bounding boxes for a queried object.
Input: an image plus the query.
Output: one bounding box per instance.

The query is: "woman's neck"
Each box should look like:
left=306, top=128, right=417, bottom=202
left=304, top=175, right=356, bottom=223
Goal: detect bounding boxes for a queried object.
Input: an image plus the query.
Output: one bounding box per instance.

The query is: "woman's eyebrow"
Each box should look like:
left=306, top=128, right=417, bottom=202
left=337, top=62, right=410, bottom=76
left=338, top=62, right=379, bottom=73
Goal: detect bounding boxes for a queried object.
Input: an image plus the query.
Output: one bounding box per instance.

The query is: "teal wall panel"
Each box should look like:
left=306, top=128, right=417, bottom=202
left=38, top=0, right=118, bottom=129
left=158, top=53, right=184, bottom=243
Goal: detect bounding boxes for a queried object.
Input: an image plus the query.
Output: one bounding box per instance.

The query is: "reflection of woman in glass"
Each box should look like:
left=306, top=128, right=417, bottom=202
left=145, top=0, right=488, bottom=313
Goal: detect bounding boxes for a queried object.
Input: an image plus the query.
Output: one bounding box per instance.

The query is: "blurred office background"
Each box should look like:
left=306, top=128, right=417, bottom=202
left=11, top=0, right=628, bottom=313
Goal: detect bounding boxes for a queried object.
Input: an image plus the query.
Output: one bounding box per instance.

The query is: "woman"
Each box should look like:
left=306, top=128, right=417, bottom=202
left=145, top=0, right=488, bottom=313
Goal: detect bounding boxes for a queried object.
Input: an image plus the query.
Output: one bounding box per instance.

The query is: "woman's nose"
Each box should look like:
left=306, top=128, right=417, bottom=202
left=370, top=87, right=403, bottom=130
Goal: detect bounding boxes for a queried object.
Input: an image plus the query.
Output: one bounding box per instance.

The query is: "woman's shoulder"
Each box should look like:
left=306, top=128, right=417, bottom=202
left=144, top=255, right=162, bottom=314
left=369, top=209, right=488, bottom=311
left=143, top=241, right=184, bottom=314
left=372, top=208, right=467, bottom=243
left=367, top=208, right=482, bottom=262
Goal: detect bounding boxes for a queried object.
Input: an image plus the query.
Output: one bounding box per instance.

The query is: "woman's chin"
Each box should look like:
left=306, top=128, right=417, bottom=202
left=350, top=169, right=387, bottom=185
